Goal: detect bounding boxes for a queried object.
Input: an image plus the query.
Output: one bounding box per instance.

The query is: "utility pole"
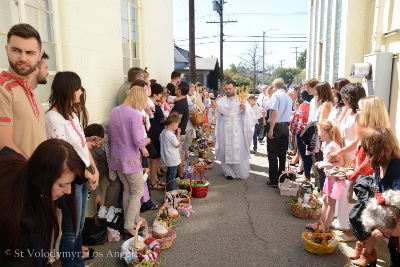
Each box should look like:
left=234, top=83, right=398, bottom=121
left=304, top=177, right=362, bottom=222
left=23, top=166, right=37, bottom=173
left=262, top=29, right=278, bottom=84
left=279, top=60, right=285, bottom=68
left=208, top=1, right=237, bottom=94
left=189, top=0, right=196, bottom=84
left=291, top=46, right=302, bottom=85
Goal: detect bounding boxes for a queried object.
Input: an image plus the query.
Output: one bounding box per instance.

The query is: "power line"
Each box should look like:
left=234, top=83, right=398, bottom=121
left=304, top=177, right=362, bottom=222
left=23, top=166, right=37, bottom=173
left=174, top=35, right=307, bottom=42
left=178, top=0, right=188, bottom=11
left=224, top=40, right=307, bottom=43
left=227, top=12, right=307, bottom=16
left=227, top=35, right=307, bottom=39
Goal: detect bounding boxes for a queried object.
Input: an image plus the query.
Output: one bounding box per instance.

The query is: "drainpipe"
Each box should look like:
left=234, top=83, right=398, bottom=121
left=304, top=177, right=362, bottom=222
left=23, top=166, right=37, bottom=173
left=371, top=0, right=385, bottom=53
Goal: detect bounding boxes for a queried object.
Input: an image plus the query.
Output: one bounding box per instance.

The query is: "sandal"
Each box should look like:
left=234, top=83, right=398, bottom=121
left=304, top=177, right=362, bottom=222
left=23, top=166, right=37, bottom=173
left=149, top=182, right=164, bottom=190
left=156, top=180, right=166, bottom=187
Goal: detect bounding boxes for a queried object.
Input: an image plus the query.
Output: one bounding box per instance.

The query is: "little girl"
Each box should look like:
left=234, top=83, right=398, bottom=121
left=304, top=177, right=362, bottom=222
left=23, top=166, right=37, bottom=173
left=306, top=119, right=344, bottom=230
left=159, top=91, right=171, bottom=118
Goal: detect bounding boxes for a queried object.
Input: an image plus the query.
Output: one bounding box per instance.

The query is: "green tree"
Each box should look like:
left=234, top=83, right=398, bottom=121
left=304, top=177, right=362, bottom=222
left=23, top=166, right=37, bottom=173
left=268, top=67, right=299, bottom=86
left=297, top=49, right=307, bottom=70
left=209, top=60, right=220, bottom=93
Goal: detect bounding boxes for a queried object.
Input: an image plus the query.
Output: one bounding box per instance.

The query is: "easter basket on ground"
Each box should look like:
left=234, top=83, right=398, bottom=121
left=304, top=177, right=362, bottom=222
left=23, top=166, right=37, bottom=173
left=147, top=227, right=177, bottom=250
left=288, top=181, right=322, bottom=219
left=190, top=160, right=210, bottom=198
left=176, top=196, right=194, bottom=217
left=120, top=220, right=160, bottom=265
left=302, top=221, right=340, bottom=254
left=156, top=205, right=180, bottom=229
left=165, top=180, right=190, bottom=208
left=278, top=171, right=299, bottom=196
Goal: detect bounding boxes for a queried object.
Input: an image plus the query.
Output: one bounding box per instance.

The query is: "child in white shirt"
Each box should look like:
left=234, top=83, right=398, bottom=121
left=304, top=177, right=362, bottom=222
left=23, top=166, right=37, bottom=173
left=306, top=119, right=344, bottom=231
left=160, top=112, right=182, bottom=191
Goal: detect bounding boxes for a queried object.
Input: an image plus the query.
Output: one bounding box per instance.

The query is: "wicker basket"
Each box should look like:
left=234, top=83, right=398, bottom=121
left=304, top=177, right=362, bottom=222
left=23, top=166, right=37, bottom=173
left=278, top=171, right=299, bottom=196
left=121, top=220, right=160, bottom=265
left=191, top=112, right=204, bottom=127
left=157, top=208, right=180, bottom=229
left=148, top=228, right=176, bottom=250
left=204, top=159, right=213, bottom=169
left=290, top=182, right=322, bottom=219
left=190, top=163, right=209, bottom=198
left=176, top=197, right=194, bottom=217
left=302, top=221, right=340, bottom=254
left=165, top=180, right=191, bottom=208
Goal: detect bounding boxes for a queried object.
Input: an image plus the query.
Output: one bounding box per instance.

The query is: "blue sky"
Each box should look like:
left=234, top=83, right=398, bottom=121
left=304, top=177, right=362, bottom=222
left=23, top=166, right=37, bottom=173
left=173, top=0, right=309, bottom=70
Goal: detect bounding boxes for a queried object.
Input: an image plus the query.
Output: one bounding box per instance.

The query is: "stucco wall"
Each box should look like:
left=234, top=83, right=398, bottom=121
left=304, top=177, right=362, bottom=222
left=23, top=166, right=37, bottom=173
left=141, top=0, right=174, bottom=87
left=56, top=0, right=124, bottom=123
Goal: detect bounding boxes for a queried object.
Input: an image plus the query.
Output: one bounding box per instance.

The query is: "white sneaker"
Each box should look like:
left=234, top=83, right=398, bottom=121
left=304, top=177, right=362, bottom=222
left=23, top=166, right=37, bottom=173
left=338, top=233, right=357, bottom=242
left=330, top=219, right=350, bottom=231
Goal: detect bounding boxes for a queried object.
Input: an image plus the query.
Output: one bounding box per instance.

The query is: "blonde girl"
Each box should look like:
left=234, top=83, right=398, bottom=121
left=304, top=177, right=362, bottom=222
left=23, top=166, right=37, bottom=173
left=306, top=119, right=344, bottom=230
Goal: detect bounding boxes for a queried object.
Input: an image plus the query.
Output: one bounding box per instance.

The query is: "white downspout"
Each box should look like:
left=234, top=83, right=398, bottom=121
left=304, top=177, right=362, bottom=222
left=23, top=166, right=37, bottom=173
left=371, top=0, right=385, bottom=53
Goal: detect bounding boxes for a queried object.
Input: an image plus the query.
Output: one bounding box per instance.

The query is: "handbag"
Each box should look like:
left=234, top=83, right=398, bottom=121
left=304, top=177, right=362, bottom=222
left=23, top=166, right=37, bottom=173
left=82, top=216, right=108, bottom=245
left=146, top=141, right=157, bottom=159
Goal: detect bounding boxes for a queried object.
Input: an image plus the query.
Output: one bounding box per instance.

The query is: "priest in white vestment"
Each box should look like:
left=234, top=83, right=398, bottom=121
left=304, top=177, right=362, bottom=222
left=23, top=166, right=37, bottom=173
left=215, top=81, right=255, bottom=179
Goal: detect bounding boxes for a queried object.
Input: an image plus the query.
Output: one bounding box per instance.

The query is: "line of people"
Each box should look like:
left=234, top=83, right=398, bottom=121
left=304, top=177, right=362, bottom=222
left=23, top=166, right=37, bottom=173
left=0, top=22, right=220, bottom=266
left=255, top=76, right=400, bottom=266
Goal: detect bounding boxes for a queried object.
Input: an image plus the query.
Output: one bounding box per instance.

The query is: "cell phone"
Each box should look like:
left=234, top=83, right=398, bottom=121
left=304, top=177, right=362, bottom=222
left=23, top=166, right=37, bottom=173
left=86, top=166, right=95, bottom=175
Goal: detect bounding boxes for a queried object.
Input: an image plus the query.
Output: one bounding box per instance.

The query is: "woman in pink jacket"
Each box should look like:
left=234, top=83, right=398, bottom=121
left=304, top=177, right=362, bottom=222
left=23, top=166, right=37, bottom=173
left=108, top=86, right=150, bottom=235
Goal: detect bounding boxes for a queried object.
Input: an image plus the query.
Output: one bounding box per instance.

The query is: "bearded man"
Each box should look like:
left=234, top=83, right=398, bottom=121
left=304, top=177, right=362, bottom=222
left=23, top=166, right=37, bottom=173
left=0, top=23, right=46, bottom=158
left=215, top=80, right=255, bottom=180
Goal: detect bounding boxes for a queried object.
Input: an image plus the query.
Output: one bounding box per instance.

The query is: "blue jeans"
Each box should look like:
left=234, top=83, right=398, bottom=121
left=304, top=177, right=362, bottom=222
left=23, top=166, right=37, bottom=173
left=296, top=134, right=313, bottom=178
left=166, top=166, right=177, bottom=191
left=253, top=123, right=259, bottom=150
left=59, top=180, right=88, bottom=267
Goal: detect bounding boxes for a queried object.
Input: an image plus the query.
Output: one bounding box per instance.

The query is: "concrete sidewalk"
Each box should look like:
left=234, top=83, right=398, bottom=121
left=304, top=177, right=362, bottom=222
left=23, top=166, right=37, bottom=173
left=76, top=142, right=390, bottom=267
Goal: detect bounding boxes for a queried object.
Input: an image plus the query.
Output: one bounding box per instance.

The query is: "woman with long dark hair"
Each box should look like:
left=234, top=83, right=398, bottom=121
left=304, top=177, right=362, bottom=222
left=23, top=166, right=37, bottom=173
left=328, top=78, right=350, bottom=124
left=45, top=71, right=99, bottom=266
left=0, top=139, right=85, bottom=266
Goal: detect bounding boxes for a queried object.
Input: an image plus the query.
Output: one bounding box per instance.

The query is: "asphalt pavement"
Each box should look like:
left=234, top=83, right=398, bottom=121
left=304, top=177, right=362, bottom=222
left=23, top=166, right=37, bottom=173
left=77, top=142, right=390, bottom=267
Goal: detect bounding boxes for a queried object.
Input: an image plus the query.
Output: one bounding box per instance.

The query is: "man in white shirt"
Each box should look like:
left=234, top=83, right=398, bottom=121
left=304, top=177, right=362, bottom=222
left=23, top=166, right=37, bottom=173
left=257, top=85, right=268, bottom=143
left=266, top=78, right=293, bottom=187
left=248, top=95, right=262, bottom=154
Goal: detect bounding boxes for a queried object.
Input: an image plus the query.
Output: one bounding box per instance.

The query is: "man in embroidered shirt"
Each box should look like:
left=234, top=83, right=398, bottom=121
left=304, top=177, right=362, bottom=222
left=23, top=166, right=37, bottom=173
left=0, top=23, right=46, bottom=158
left=266, top=78, right=293, bottom=187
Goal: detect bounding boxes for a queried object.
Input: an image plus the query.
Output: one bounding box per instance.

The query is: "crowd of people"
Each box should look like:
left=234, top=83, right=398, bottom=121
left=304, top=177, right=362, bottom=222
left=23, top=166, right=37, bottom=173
left=0, top=23, right=226, bottom=266
left=254, top=76, right=399, bottom=266
left=1, top=22, right=400, bottom=267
